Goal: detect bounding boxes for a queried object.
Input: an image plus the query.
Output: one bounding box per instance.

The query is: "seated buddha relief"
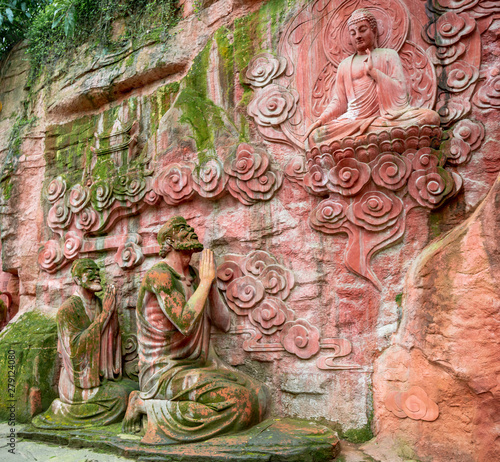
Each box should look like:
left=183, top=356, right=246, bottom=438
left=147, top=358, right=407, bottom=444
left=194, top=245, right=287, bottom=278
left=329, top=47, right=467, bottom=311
left=304, top=8, right=440, bottom=147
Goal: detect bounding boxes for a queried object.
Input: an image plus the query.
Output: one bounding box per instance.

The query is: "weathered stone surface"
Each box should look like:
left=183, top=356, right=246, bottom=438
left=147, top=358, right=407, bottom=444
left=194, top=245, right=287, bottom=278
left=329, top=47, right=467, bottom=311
left=20, top=418, right=341, bottom=461
left=0, top=311, right=58, bottom=423
left=373, top=171, right=500, bottom=461
left=0, top=0, right=499, bottom=458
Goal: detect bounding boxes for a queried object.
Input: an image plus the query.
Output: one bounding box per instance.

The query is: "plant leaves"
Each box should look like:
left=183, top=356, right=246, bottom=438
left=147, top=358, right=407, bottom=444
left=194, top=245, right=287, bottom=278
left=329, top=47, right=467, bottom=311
left=63, top=6, right=74, bottom=37
left=5, top=8, right=14, bottom=23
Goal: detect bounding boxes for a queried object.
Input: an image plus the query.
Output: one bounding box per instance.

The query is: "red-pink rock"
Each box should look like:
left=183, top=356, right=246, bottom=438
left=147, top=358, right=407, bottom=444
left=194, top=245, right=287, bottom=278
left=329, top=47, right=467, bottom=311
left=373, top=171, right=500, bottom=461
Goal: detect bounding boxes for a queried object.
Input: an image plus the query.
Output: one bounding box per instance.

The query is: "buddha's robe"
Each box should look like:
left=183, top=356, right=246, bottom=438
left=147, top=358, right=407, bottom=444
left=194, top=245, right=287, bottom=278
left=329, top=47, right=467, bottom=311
left=309, top=48, right=440, bottom=147
left=136, top=262, right=268, bottom=445
left=33, top=296, right=136, bottom=429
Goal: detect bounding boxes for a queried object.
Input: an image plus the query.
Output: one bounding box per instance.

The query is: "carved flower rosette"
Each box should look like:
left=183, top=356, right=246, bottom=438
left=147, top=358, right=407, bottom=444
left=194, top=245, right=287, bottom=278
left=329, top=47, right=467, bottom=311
left=63, top=231, right=83, bottom=260
left=249, top=297, right=293, bottom=335
left=224, top=144, right=283, bottom=205
left=217, top=250, right=295, bottom=328
left=192, top=158, right=228, bottom=199
left=244, top=53, right=287, bottom=88
left=91, top=180, right=115, bottom=211
left=280, top=319, right=321, bottom=360
left=386, top=386, right=439, bottom=422
left=115, top=242, right=145, bottom=270
left=46, top=176, right=67, bottom=203
left=38, top=240, right=65, bottom=273
left=48, top=199, right=73, bottom=234
left=154, top=163, right=195, bottom=206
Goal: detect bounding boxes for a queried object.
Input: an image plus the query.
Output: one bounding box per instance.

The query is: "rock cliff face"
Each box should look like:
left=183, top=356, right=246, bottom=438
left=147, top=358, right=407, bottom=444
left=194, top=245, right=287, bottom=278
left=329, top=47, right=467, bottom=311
left=373, top=171, right=500, bottom=461
left=0, top=0, right=499, bottom=458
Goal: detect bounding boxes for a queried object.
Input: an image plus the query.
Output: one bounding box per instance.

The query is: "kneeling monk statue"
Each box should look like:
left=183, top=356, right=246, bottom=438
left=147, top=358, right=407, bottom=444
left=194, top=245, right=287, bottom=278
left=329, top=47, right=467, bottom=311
left=304, top=8, right=440, bottom=146
left=123, top=216, right=269, bottom=444
left=33, top=259, right=137, bottom=429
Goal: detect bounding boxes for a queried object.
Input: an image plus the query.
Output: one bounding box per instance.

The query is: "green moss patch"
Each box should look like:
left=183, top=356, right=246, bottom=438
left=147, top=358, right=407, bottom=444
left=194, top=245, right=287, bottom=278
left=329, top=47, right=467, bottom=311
left=0, top=311, right=58, bottom=423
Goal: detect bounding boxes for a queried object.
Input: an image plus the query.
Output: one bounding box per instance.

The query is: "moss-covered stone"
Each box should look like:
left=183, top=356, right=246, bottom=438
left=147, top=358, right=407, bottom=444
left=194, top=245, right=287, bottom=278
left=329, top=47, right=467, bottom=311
left=0, top=311, right=58, bottom=423
left=341, top=424, right=373, bottom=444
left=20, top=417, right=341, bottom=461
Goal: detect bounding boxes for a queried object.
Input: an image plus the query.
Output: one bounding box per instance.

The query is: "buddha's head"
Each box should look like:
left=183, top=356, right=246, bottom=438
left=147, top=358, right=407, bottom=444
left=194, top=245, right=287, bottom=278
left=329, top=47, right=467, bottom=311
left=72, top=258, right=102, bottom=293
left=347, top=9, right=378, bottom=53
left=157, top=216, right=204, bottom=259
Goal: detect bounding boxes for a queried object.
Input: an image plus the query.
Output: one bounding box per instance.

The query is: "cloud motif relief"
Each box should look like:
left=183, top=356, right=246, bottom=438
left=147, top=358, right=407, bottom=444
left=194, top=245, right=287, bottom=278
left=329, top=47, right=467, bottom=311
left=216, top=250, right=353, bottom=367
left=385, top=386, right=439, bottom=421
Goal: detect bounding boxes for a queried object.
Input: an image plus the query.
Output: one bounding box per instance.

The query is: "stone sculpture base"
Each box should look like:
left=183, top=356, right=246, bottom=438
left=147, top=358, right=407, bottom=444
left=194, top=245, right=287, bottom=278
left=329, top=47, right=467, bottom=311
left=19, top=418, right=340, bottom=461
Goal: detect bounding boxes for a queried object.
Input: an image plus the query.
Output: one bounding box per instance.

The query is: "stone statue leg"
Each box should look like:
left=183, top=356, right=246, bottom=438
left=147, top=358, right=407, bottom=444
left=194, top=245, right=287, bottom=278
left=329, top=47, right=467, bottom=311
left=33, top=379, right=138, bottom=429
left=140, top=367, right=268, bottom=444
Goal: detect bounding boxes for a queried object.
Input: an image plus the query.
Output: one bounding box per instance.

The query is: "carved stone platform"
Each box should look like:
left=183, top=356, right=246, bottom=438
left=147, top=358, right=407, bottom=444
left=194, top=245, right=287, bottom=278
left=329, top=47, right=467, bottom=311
left=19, top=418, right=341, bottom=461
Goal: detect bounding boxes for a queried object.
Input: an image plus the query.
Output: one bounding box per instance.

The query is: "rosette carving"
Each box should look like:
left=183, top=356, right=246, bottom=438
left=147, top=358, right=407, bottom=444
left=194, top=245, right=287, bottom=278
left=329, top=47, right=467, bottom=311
left=154, top=163, right=194, bottom=206
left=75, top=206, right=98, bottom=231
left=192, top=158, right=228, bottom=199
left=46, top=176, right=66, bottom=203
left=346, top=191, right=403, bottom=232
left=452, top=119, right=484, bottom=150
left=143, top=189, right=160, bottom=205
left=436, top=95, right=471, bottom=126
left=249, top=297, right=292, bottom=335
left=48, top=199, right=73, bottom=232
left=430, top=0, right=479, bottom=12
left=407, top=148, right=441, bottom=172
left=91, top=181, right=115, bottom=211
left=438, top=61, right=478, bottom=93
left=225, top=275, right=265, bottom=315
left=68, top=184, right=90, bottom=213
left=408, top=168, right=455, bottom=209
left=244, top=53, right=287, bottom=87
left=427, top=42, right=466, bottom=66
left=224, top=144, right=282, bottom=206
left=280, top=319, right=320, bottom=359
left=309, top=198, right=347, bottom=233
left=115, top=242, right=144, bottom=269
left=424, top=12, right=475, bottom=47
left=284, top=156, right=307, bottom=184
left=247, top=84, right=299, bottom=127
left=216, top=261, right=243, bottom=291
left=303, top=165, right=329, bottom=196
left=63, top=231, right=83, bottom=260
left=371, top=154, right=412, bottom=191
left=113, top=175, right=146, bottom=203
left=243, top=250, right=278, bottom=276
left=385, top=386, right=439, bottom=421
left=38, top=240, right=65, bottom=273
left=442, top=138, right=471, bottom=165
left=328, top=158, right=370, bottom=196
left=125, top=176, right=147, bottom=203
left=473, top=71, right=500, bottom=109
left=259, top=265, right=295, bottom=300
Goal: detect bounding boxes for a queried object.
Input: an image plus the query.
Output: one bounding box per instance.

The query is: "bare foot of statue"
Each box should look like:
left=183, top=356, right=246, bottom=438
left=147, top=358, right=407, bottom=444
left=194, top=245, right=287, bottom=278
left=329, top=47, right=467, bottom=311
left=122, top=390, right=145, bottom=434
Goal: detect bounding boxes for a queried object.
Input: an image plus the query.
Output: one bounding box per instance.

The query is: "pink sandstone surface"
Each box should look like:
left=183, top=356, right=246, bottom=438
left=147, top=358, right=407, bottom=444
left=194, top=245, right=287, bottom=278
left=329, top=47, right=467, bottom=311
left=0, top=0, right=499, bottom=460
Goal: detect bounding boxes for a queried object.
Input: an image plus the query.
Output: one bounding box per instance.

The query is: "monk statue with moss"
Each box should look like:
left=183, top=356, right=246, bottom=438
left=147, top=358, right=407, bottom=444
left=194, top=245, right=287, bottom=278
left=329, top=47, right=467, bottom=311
left=122, top=216, right=268, bottom=444
left=33, top=258, right=137, bottom=429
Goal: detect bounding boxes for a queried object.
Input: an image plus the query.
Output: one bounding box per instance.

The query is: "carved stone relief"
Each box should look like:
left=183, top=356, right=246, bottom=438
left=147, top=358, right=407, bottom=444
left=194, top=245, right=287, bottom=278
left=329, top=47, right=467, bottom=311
left=385, top=386, right=439, bottom=421
left=240, top=0, right=491, bottom=288
left=216, top=250, right=357, bottom=371
left=39, top=141, right=283, bottom=273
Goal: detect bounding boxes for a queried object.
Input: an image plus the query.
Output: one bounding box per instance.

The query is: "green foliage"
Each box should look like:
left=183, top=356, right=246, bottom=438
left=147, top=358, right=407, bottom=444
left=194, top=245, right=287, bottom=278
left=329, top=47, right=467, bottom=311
left=1, top=0, right=179, bottom=78
left=27, top=0, right=178, bottom=76
left=0, top=0, right=48, bottom=58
